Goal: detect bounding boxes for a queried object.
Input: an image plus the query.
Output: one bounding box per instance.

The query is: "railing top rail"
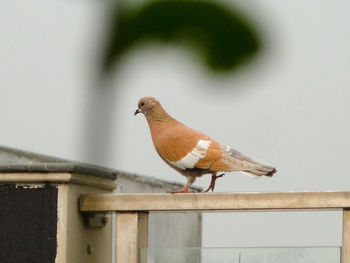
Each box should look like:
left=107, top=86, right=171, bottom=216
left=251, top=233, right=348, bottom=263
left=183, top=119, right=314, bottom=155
left=80, top=191, right=350, bottom=213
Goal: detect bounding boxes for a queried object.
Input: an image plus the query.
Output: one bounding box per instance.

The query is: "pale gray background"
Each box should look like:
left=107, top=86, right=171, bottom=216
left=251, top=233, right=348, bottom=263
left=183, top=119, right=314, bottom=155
left=1, top=0, right=349, bottom=248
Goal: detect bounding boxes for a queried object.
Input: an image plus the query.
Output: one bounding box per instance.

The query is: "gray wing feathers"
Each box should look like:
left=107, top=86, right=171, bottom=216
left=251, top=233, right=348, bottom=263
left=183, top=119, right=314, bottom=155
left=222, top=145, right=276, bottom=177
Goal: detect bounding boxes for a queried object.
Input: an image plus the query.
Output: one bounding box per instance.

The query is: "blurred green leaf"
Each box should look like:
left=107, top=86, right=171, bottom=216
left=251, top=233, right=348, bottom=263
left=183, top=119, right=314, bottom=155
left=102, top=0, right=262, bottom=74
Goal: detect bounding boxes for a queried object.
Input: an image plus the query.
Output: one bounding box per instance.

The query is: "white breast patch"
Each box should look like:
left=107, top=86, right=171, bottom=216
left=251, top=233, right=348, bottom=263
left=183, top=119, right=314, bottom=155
left=168, top=139, right=211, bottom=170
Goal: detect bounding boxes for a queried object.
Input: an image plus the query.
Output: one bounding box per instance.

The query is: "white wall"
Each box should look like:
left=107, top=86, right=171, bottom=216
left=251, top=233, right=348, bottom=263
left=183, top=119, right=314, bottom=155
left=1, top=0, right=349, bottom=248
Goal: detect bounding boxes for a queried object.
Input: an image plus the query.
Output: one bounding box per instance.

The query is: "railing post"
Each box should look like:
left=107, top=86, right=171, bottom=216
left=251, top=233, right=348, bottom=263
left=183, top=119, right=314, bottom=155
left=343, top=209, right=350, bottom=263
left=115, top=212, right=149, bottom=263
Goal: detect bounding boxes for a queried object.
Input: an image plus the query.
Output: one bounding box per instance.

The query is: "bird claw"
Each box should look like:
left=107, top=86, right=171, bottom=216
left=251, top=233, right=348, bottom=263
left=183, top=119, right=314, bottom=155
left=204, top=187, right=213, bottom=193
left=204, top=173, right=225, bottom=192
left=169, top=187, right=193, bottom=194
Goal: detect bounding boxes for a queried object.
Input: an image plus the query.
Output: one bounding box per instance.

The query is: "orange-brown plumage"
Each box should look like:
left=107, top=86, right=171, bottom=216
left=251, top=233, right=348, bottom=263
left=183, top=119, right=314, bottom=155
left=135, top=97, right=276, bottom=193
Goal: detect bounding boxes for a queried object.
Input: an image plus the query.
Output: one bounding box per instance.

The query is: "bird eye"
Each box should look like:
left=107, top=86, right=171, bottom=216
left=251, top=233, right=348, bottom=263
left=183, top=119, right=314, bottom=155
left=140, top=102, right=145, bottom=106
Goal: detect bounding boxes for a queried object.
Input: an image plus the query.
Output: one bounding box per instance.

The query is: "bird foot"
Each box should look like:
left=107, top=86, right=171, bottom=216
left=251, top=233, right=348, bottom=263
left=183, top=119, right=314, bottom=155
left=204, top=173, right=225, bottom=192
left=169, top=186, right=193, bottom=194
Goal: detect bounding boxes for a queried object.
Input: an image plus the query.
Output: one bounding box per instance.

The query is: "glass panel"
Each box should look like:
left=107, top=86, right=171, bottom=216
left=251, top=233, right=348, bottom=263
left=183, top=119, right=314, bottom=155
left=140, top=247, right=341, bottom=263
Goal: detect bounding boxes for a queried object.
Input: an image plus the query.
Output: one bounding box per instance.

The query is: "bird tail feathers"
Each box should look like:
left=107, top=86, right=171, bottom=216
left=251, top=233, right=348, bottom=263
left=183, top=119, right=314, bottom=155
left=241, top=166, right=276, bottom=178
left=240, top=155, right=277, bottom=177
left=223, top=145, right=276, bottom=177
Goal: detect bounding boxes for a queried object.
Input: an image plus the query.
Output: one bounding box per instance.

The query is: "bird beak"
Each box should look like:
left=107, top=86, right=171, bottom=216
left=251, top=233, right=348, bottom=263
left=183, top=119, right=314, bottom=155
left=134, top=109, right=141, bottom=116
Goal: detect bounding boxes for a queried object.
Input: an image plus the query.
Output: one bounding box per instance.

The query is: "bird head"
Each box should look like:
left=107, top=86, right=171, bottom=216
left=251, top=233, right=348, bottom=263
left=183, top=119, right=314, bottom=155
left=134, top=97, right=159, bottom=116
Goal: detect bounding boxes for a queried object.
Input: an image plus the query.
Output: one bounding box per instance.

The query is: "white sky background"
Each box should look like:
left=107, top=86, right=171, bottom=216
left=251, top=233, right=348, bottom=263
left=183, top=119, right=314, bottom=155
left=1, top=0, right=349, bottom=248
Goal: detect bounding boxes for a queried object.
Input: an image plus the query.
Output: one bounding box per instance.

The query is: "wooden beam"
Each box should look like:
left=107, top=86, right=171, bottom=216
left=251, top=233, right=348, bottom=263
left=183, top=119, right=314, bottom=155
left=343, top=209, right=350, bottom=263
left=80, top=191, right=350, bottom=212
left=115, top=212, right=148, bottom=263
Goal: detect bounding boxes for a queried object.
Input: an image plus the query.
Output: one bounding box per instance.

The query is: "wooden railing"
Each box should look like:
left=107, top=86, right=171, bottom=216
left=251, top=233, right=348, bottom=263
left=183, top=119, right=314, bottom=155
left=80, top=191, right=350, bottom=263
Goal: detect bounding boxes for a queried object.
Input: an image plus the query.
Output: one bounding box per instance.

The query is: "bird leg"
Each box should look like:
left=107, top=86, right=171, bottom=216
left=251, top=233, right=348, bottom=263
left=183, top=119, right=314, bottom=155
left=170, top=176, right=196, bottom=194
left=204, top=173, right=225, bottom=192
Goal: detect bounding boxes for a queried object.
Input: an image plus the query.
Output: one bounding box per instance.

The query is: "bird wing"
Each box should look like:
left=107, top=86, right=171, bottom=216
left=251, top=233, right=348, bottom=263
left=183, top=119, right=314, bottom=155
left=180, top=140, right=261, bottom=173
left=153, top=123, right=220, bottom=170
left=209, top=144, right=276, bottom=176
left=193, top=141, right=222, bottom=169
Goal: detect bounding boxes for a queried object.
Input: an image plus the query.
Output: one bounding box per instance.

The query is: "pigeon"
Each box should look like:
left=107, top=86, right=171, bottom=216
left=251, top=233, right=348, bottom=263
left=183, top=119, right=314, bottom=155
left=134, top=97, right=276, bottom=193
